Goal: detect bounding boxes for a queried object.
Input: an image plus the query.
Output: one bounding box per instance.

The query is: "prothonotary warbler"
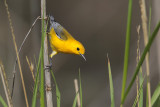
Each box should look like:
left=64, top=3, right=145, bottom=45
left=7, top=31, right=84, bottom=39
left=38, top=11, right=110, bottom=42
left=48, top=16, right=86, bottom=61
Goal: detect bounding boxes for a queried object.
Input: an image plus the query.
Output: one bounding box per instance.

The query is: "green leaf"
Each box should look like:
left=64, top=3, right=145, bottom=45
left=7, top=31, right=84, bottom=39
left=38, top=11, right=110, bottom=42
left=50, top=70, right=61, bottom=107
left=32, top=48, right=41, bottom=107
left=107, top=57, right=115, bottom=107
left=152, top=96, right=160, bottom=107
left=148, top=1, right=152, bottom=37
left=40, top=10, right=45, bottom=107
left=121, top=0, right=133, bottom=104
left=79, top=69, right=83, bottom=107
left=72, top=92, right=79, bottom=107
left=139, top=71, right=143, bottom=107
left=0, top=95, right=7, bottom=107
left=121, top=21, right=160, bottom=104
left=151, top=83, right=160, bottom=106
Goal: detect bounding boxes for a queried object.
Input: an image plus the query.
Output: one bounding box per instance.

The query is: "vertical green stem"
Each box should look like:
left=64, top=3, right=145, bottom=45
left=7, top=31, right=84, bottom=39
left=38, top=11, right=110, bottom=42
left=40, top=0, right=46, bottom=106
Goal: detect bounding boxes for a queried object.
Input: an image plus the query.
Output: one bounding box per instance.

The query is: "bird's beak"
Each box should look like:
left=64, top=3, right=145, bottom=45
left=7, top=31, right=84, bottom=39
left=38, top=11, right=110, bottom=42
left=79, top=53, right=86, bottom=61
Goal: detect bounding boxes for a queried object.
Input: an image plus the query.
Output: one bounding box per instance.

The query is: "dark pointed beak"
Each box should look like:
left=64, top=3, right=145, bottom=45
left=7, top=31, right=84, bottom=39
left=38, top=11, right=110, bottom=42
left=79, top=53, right=86, bottom=61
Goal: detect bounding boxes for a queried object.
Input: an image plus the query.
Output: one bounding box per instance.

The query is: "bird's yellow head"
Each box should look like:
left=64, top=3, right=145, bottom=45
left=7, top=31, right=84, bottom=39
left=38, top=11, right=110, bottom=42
left=71, top=40, right=86, bottom=61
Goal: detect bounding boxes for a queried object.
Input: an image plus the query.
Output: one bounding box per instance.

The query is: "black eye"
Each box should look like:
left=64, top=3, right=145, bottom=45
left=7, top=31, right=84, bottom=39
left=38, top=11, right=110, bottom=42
left=77, top=47, right=80, bottom=51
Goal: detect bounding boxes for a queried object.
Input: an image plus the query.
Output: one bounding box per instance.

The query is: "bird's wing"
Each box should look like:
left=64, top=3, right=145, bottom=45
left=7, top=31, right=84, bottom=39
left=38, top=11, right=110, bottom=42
left=50, top=16, right=68, bottom=40
left=54, top=25, right=68, bottom=40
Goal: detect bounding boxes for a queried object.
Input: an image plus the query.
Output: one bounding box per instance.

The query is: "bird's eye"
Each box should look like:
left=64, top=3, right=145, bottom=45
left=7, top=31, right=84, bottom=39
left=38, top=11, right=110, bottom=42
left=77, top=47, right=80, bottom=51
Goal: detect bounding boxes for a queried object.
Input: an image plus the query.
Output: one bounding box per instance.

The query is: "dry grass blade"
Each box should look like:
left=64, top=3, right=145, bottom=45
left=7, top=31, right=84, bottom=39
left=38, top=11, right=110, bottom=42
left=136, top=25, right=141, bottom=107
left=12, top=16, right=40, bottom=97
left=26, top=56, right=35, bottom=82
left=74, top=79, right=81, bottom=107
left=0, top=62, right=13, bottom=107
left=4, top=0, right=29, bottom=106
left=13, top=16, right=40, bottom=73
left=139, top=0, right=151, bottom=106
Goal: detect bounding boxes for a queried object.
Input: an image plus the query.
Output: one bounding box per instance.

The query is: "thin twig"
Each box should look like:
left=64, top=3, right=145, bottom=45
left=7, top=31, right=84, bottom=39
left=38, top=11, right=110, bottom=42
left=11, top=16, right=40, bottom=98
left=13, top=16, right=40, bottom=73
left=4, top=0, right=29, bottom=107
left=139, top=0, right=151, bottom=107
left=11, top=16, right=40, bottom=96
left=74, top=79, right=81, bottom=107
left=0, top=62, right=13, bottom=107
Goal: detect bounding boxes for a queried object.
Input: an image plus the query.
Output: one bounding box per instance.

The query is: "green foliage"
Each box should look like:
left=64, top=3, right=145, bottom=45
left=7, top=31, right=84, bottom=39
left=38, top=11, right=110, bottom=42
left=122, top=21, right=160, bottom=104
left=121, top=0, right=133, bottom=104
left=139, top=71, right=143, bottom=107
left=50, top=70, right=61, bottom=107
left=0, top=96, right=7, bottom=107
left=40, top=13, right=45, bottom=107
left=79, top=69, right=83, bottom=107
left=32, top=47, right=42, bottom=107
left=72, top=92, right=79, bottom=107
left=151, top=83, right=160, bottom=106
left=107, top=57, right=115, bottom=107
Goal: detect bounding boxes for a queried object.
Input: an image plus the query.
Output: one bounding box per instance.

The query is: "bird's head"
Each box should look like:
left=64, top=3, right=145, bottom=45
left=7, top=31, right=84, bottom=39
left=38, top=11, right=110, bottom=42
left=71, top=40, right=86, bottom=61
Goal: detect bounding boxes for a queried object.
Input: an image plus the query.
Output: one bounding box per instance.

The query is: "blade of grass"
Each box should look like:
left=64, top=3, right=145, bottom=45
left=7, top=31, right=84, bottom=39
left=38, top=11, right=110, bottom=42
left=72, top=92, right=79, bottom=107
left=79, top=69, right=83, bottom=107
left=50, top=70, right=61, bottom=107
left=74, top=79, right=80, bottom=107
left=0, top=63, right=12, bottom=107
left=152, top=96, right=160, bottom=107
left=138, top=71, right=143, bottom=107
left=151, top=83, right=160, bottom=106
left=148, top=1, right=152, bottom=37
left=121, top=0, right=133, bottom=105
left=0, top=62, right=12, bottom=107
left=4, top=0, right=29, bottom=106
left=0, top=96, right=7, bottom=107
left=32, top=47, right=42, bottom=107
left=40, top=14, right=45, bottom=107
left=40, top=0, right=47, bottom=106
left=32, top=68, right=40, bottom=107
left=121, top=21, right=160, bottom=104
left=107, top=55, right=115, bottom=107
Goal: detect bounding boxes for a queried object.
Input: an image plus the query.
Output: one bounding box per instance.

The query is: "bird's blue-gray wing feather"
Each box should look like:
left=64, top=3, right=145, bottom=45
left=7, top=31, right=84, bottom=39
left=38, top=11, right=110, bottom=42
left=50, top=16, right=68, bottom=40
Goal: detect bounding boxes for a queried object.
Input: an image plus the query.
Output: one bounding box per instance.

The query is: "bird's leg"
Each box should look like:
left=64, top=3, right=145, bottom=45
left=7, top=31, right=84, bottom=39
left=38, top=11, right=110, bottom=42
left=50, top=51, right=57, bottom=58
left=44, top=58, right=52, bottom=70
left=44, top=51, right=57, bottom=70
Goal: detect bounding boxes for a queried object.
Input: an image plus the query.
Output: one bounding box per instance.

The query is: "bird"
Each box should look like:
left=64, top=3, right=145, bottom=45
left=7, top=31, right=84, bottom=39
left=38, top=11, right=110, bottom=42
left=48, top=16, right=86, bottom=61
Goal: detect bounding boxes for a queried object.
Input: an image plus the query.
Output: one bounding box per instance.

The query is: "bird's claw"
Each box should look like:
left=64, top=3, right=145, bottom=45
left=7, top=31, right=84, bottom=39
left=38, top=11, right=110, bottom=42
left=44, top=58, right=52, bottom=71
left=44, top=63, right=52, bottom=71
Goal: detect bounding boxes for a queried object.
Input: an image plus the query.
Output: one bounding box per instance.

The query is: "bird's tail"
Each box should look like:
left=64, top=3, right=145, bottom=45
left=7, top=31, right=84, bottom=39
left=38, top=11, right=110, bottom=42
left=49, top=15, right=55, bottom=30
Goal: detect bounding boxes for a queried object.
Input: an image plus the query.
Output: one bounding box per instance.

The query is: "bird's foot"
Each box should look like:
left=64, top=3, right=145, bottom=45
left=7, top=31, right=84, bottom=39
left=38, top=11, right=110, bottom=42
left=44, top=60, right=52, bottom=71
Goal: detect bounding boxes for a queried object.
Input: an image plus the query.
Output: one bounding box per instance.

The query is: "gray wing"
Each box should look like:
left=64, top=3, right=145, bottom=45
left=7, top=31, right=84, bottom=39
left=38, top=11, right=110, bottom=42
left=50, top=16, right=68, bottom=40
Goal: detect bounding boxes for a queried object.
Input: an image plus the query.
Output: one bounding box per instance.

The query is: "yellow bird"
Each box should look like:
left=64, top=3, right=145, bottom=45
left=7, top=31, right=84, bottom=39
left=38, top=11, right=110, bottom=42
left=48, top=16, right=86, bottom=60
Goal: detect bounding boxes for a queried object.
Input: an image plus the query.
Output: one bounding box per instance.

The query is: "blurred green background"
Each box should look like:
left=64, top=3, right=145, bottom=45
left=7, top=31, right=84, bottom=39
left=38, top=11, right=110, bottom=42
left=0, top=0, right=160, bottom=106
